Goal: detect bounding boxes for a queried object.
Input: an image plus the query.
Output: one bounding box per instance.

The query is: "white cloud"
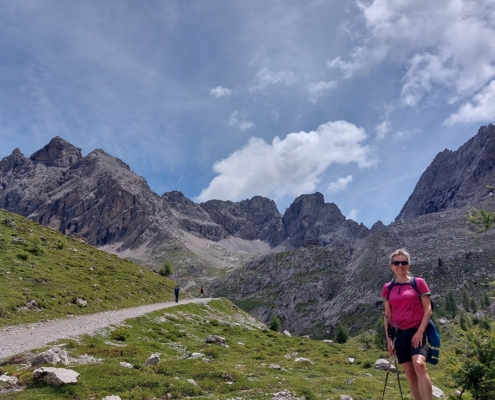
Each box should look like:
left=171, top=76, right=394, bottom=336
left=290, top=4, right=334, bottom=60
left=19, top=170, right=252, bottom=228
left=328, top=175, right=353, bottom=193
left=330, top=0, right=495, bottom=110
left=196, top=120, right=376, bottom=203
left=210, top=86, right=232, bottom=98
left=227, top=111, right=255, bottom=131
left=375, top=119, right=391, bottom=140
left=346, top=209, right=358, bottom=221
left=444, top=80, right=495, bottom=125
left=251, top=68, right=296, bottom=91
left=306, top=80, right=337, bottom=103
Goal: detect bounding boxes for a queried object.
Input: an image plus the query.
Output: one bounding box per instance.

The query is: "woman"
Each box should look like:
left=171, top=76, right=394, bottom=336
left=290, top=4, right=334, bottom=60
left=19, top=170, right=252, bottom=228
left=382, top=249, right=432, bottom=400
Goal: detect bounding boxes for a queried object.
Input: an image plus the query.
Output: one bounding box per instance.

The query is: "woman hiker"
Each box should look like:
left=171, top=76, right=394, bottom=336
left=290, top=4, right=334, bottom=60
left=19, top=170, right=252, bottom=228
left=382, top=248, right=433, bottom=400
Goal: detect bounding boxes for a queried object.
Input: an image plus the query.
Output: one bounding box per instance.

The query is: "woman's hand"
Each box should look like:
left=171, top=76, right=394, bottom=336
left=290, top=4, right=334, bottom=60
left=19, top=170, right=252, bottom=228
left=411, top=330, right=424, bottom=348
left=387, top=340, right=396, bottom=356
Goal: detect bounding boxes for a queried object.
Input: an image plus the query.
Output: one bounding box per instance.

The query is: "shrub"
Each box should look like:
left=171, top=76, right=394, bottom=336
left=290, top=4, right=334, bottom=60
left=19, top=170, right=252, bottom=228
left=336, top=321, right=349, bottom=344
left=159, top=261, right=172, bottom=277
left=268, top=314, right=281, bottom=332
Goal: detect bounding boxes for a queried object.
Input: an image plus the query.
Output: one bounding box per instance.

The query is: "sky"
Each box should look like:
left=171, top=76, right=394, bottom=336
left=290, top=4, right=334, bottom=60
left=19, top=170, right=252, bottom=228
left=1, top=0, right=495, bottom=228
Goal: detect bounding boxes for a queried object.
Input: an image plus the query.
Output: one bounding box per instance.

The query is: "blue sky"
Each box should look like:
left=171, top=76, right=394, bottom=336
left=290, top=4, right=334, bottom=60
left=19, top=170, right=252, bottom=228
left=1, top=0, right=495, bottom=228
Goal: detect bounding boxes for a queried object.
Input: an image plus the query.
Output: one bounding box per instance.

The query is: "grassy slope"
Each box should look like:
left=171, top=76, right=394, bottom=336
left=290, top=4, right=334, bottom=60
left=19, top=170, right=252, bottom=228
left=0, top=209, right=483, bottom=399
left=0, top=209, right=179, bottom=327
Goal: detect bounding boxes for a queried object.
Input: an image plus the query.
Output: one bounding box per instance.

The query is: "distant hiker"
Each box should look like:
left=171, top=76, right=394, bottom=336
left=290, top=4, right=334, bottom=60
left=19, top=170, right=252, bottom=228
left=174, top=285, right=180, bottom=303
left=382, top=248, right=433, bottom=400
left=200, top=286, right=204, bottom=298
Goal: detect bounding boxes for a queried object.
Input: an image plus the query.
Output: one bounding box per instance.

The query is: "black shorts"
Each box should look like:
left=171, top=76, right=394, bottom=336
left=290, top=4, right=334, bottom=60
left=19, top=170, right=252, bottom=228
left=394, top=328, right=427, bottom=364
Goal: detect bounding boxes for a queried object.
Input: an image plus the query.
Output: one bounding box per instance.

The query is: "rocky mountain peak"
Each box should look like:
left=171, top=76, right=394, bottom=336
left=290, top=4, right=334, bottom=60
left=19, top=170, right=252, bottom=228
left=396, top=124, right=495, bottom=221
left=29, top=136, right=82, bottom=168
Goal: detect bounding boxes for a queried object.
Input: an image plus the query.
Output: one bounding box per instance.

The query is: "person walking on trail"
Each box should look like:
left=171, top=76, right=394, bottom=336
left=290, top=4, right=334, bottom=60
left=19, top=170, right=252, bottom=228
left=174, top=285, right=180, bottom=303
left=200, top=286, right=204, bottom=298
left=382, top=248, right=433, bottom=400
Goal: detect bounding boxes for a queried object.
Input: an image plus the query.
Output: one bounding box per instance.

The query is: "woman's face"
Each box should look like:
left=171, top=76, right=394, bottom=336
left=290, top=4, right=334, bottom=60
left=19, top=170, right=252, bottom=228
left=391, top=254, right=409, bottom=276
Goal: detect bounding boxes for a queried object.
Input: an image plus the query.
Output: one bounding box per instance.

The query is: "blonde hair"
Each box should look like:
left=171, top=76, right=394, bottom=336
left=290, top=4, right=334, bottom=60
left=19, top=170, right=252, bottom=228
left=389, top=248, right=411, bottom=265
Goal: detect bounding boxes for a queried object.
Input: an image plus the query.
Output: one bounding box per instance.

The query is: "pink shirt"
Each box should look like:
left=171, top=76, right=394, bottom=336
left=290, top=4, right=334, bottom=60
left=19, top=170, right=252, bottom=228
left=381, top=277, right=430, bottom=330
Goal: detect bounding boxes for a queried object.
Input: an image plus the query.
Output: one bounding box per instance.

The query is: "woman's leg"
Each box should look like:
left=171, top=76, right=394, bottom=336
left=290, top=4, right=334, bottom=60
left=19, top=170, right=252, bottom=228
left=412, top=354, right=432, bottom=400
left=401, top=361, right=421, bottom=400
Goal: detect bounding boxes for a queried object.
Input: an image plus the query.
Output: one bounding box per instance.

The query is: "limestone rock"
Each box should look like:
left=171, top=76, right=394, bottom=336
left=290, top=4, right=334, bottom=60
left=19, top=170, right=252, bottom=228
left=144, top=353, right=160, bottom=366
left=32, top=367, right=79, bottom=386
left=374, top=358, right=397, bottom=373
left=32, top=348, right=69, bottom=366
left=205, top=335, right=226, bottom=346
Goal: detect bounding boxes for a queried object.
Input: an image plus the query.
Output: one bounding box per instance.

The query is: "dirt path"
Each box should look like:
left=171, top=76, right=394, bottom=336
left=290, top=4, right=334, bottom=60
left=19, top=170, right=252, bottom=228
left=0, top=298, right=212, bottom=360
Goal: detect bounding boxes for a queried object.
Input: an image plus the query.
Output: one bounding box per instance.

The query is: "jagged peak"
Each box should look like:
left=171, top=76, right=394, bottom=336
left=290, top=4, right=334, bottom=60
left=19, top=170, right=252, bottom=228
left=85, top=149, right=131, bottom=171
left=29, top=136, right=82, bottom=168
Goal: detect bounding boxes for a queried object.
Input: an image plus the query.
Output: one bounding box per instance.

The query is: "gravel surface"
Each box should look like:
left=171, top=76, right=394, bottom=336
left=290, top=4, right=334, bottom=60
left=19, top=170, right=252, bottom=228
left=0, top=298, right=211, bottom=360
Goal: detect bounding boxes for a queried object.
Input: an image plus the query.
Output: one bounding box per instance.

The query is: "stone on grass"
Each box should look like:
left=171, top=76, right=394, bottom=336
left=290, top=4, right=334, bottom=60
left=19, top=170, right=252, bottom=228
left=0, top=374, right=18, bottom=385
left=187, top=378, right=198, bottom=386
left=374, top=358, right=397, bottom=373
left=205, top=335, right=226, bottom=346
left=33, top=367, right=79, bottom=386
left=347, top=357, right=355, bottom=364
left=294, top=357, right=313, bottom=364
left=432, top=385, right=444, bottom=398
left=119, top=362, right=133, bottom=368
left=102, top=396, right=122, bottom=400
left=144, top=353, right=160, bottom=366
left=270, top=364, right=281, bottom=369
left=282, top=330, right=291, bottom=337
left=32, top=348, right=69, bottom=366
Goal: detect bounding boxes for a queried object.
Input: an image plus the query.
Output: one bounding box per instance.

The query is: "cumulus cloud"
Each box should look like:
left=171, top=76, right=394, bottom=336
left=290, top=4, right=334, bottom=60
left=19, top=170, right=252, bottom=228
left=444, top=80, right=495, bottom=125
left=328, top=175, right=353, bottom=193
left=251, top=68, right=296, bottom=91
left=330, top=0, right=495, bottom=112
left=210, top=86, right=232, bottom=98
left=196, top=120, right=376, bottom=203
left=227, top=111, right=255, bottom=131
left=306, top=80, right=338, bottom=103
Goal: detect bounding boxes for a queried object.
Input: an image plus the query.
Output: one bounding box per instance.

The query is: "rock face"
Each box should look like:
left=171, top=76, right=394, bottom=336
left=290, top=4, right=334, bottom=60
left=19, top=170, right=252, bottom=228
left=283, top=192, right=369, bottom=248
left=0, top=137, right=180, bottom=255
left=396, top=124, right=495, bottom=221
left=201, top=196, right=285, bottom=246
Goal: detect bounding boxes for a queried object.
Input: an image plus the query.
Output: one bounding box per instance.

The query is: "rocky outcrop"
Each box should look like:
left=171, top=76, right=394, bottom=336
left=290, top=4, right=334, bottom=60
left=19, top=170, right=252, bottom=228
left=283, top=192, right=369, bottom=248
left=201, top=196, right=285, bottom=247
left=163, top=191, right=226, bottom=241
left=396, top=124, right=495, bottom=221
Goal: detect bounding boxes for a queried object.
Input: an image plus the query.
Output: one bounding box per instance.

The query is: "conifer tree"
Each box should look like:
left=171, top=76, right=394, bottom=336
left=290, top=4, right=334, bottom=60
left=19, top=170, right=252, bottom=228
left=336, top=321, right=349, bottom=344
left=445, top=290, right=458, bottom=318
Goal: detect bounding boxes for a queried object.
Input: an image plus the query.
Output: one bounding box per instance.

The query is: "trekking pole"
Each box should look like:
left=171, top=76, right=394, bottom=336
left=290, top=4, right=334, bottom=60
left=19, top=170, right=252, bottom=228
left=381, top=331, right=404, bottom=400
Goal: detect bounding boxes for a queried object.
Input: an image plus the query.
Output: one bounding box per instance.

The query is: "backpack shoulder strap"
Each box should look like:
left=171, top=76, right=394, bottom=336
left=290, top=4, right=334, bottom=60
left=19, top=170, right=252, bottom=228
left=386, top=279, right=396, bottom=300
left=410, top=277, right=420, bottom=295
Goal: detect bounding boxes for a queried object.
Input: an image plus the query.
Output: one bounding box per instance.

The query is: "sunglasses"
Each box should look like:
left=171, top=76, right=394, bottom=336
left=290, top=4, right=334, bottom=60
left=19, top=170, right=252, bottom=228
left=392, top=261, right=409, bottom=266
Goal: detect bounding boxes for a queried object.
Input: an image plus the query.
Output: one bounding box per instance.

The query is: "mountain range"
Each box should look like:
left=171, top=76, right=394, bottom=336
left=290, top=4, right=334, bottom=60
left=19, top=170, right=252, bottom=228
left=2, top=124, right=495, bottom=337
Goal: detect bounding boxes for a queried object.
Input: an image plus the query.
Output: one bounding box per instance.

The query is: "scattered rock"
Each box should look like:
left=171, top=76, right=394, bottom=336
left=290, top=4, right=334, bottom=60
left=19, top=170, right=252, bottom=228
left=340, top=396, right=353, bottom=400
left=294, top=357, right=313, bottom=364
left=374, top=358, right=397, bottom=373
left=432, top=385, right=444, bottom=398
left=439, top=317, right=448, bottom=325
left=144, top=353, right=160, bottom=366
left=119, top=362, right=133, bottom=368
left=32, top=348, right=69, bottom=366
left=282, top=330, right=291, bottom=337
left=187, top=378, right=198, bottom=386
left=102, top=396, right=122, bottom=400
left=33, top=367, right=79, bottom=386
left=76, top=298, right=88, bottom=307
left=323, top=339, right=333, bottom=344
left=0, top=374, right=18, bottom=385
left=347, top=357, right=355, bottom=364
left=205, top=335, right=226, bottom=346
left=270, top=364, right=281, bottom=369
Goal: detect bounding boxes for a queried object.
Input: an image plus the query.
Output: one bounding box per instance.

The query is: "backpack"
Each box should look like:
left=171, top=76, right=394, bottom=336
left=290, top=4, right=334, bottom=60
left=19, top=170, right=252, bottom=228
left=387, top=277, right=440, bottom=365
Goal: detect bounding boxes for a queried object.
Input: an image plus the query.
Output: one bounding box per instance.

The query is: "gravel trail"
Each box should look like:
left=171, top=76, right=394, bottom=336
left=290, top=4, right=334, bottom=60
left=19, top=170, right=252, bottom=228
left=0, top=298, right=211, bottom=360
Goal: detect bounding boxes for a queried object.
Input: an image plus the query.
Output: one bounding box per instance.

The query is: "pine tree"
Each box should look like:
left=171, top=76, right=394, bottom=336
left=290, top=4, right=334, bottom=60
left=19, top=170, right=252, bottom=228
left=462, top=288, right=470, bottom=312
left=470, top=298, right=478, bottom=314
left=445, top=290, right=458, bottom=318
left=336, top=321, right=349, bottom=344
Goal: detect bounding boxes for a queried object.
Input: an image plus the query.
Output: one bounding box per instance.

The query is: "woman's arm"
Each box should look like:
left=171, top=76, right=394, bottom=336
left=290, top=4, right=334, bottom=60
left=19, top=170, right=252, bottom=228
left=383, top=300, right=395, bottom=355
left=411, top=295, right=432, bottom=348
